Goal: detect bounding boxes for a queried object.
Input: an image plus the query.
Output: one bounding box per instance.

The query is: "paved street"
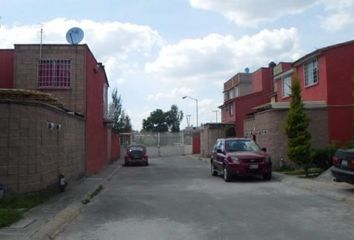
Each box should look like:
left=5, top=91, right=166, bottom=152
left=55, top=156, right=354, bottom=240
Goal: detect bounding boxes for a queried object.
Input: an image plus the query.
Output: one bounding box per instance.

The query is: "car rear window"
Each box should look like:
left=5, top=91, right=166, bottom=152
left=335, top=149, right=354, bottom=160
left=129, top=146, right=145, bottom=152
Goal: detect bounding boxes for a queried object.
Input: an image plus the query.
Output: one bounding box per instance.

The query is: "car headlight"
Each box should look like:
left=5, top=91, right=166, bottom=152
left=227, top=156, right=240, bottom=164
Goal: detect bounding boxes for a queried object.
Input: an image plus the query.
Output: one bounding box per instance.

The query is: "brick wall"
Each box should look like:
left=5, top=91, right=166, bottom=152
left=14, top=45, right=87, bottom=115
left=244, top=108, right=329, bottom=167
left=0, top=100, right=85, bottom=193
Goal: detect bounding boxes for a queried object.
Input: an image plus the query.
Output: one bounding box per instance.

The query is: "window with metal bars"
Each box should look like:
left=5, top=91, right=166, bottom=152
left=38, top=59, right=71, bottom=88
left=304, top=59, right=318, bottom=86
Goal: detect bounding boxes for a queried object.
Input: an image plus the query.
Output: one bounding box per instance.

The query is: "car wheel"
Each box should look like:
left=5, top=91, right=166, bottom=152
left=211, top=162, right=217, bottom=176
left=263, top=172, right=272, bottom=181
left=223, top=166, right=232, bottom=182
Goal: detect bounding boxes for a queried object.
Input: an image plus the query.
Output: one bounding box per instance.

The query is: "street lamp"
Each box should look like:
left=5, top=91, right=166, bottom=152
left=182, top=96, right=198, bottom=127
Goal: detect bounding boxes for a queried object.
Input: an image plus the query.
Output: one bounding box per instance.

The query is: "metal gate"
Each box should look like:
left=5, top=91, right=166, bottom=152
left=129, top=132, right=193, bottom=157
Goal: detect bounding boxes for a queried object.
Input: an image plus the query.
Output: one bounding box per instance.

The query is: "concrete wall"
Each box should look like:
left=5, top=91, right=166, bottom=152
left=244, top=108, right=329, bottom=167
left=0, top=100, right=85, bottom=193
left=14, top=44, right=87, bottom=115
left=200, top=124, right=229, bottom=157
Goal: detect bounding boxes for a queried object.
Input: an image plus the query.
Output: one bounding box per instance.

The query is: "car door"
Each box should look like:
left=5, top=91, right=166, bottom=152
left=215, top=140, right=226, bottom=171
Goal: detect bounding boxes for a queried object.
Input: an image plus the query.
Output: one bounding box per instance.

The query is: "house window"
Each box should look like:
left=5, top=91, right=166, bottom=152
left=38, top=60, right=71, bottom=88
left=234, top=86, right=239, bottom=97
left=304, top=59, right=318, bottom=86
left=282, top=76, right=291, bottom=97
left=229, top=104, right=234, bottom=116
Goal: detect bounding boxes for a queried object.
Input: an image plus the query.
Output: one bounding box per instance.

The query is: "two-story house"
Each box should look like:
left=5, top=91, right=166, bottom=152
left=243, top=40, right=354, bottom=166
left=0, top=44, right=119, bottom=193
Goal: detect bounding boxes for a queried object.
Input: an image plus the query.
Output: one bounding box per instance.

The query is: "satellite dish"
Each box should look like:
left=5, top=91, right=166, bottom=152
left=66, top=27, right=84, bottom=44
left=245, top=67, right=250, bottom=73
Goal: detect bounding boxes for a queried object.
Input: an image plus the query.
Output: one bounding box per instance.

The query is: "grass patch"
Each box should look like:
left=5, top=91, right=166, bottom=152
left=274, top=167, right=324, bottom=177
left=0, top=209, right=23, bottom=228
left=82, top=185, right=104, bottom=205
left=0, top=190, right=55, bottom=228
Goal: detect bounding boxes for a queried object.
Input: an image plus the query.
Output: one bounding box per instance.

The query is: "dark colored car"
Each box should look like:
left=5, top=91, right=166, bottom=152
left=331, top=148, right=354, bottom=184
left=210, top=138, right=272, bottom=182
left=124, top=144, right=149, bottom=166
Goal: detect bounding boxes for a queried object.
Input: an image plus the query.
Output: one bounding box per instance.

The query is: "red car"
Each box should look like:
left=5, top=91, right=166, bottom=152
left=124, top=144, right=149, bottom=166
left=210, top=138, right=272, bottom=182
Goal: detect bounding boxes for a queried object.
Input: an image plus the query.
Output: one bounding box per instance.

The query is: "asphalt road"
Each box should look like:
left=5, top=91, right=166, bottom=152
left=55, top=156, right=354, bottom=240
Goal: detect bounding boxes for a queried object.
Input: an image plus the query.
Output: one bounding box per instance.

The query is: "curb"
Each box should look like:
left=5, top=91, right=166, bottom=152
left=27, top=162, right=122, bottom=240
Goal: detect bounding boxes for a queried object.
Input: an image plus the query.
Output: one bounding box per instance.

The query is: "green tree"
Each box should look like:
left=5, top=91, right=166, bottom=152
left=166, top=105, right=183, bottom=132
left=285, top=76, right=312, bottom=177
left=142, top=105, right=184, bottom=132
left=142, top=109, right=168, bottom=132
left=109, top=88, right=132, bottom=132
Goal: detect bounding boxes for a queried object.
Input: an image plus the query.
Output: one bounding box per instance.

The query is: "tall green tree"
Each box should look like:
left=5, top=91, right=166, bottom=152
left=142, top=109, right=168, bottom=132
left=142, top=105, right=184, bottom=132
left=285, top=76, right=312, bottom=177
left=110, top=88, right=132, bottom=132
left=166, top=105, right=183, bottom=132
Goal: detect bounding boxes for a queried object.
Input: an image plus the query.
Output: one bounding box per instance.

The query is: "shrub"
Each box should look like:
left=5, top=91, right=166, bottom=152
left=312, top=144, right=338, bottom=170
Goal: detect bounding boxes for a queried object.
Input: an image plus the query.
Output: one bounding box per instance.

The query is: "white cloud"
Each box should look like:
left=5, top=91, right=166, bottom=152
left=319, top=0, right=354, bottom=31
left=321, top=11, right=354, bottom=32
left=145, top=28, right=301, bottom=86
left=147, top=88, right=193, bottom=101
left=0, top=18, right=163, bottom=80
left=189, top=0, right=316, bottom=26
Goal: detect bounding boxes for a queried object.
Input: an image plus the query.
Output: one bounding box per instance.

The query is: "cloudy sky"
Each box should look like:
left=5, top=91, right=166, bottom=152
left=1, top=0, right=354, bottom=130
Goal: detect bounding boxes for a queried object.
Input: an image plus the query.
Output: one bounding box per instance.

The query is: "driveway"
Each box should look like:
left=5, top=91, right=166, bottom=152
left=55, top=156, right=354, bottom=240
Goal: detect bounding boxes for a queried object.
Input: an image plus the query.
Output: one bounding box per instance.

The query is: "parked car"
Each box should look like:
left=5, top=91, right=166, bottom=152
left=331, top=148, right=354, bottom=184
left=124, top=144, right=149, bottom=166
left=210, top=138, right=272, bottom=182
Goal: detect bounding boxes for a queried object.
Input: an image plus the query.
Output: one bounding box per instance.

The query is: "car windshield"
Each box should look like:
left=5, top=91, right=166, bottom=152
left=225, top=139, right=260, bottom=152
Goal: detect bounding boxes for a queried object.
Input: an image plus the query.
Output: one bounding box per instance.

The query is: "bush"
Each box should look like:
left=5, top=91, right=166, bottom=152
left=312, top=145, right=337, bottom=170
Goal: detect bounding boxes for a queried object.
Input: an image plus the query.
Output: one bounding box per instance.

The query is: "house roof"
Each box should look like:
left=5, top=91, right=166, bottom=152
left=293, top=39, right=354, bottom=66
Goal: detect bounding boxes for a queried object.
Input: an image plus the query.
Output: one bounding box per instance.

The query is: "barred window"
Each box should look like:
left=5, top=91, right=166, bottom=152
left=38, top=60, right=71, bottom=88
left=282, top=75, right=292, bottom=97
left=304, top=59, right=318, bottom=86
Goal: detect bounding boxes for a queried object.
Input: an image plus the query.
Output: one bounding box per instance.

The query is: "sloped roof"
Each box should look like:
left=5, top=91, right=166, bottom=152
left=293, top=39, right=354, bottom=66
left=0, top=89, right=64, bottom=108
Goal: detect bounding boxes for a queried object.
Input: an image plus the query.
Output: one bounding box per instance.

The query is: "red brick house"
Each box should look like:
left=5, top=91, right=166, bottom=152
left=222, top=40, right=354, bottom=166
left=220, top=65, right=274, bottom=137
left=0, top=44, right=119, bottom=192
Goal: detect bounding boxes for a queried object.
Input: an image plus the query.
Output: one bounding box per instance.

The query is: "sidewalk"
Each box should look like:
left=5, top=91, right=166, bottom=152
left=192, top=154, right=354, bottom=204
left=0, top=159, right=123, bottom=240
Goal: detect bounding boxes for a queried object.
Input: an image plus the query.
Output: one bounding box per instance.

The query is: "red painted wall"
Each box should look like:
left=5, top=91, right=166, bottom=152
left=221, top=100, right=235, bottom=124
left=0, top=50, right=14, bottom=88
left=295, top=57, right=328, bottom=102
left=222, top=67, right=273, bottom=136
left=235, top=92, right=269, bottom=137
left=111, top=132, right=120, bottom=161
left=86, top=51, right=109, bottom=175
left=252, top=67, right=272, bottom=93
left=326, top=44, right=354, bottom=145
